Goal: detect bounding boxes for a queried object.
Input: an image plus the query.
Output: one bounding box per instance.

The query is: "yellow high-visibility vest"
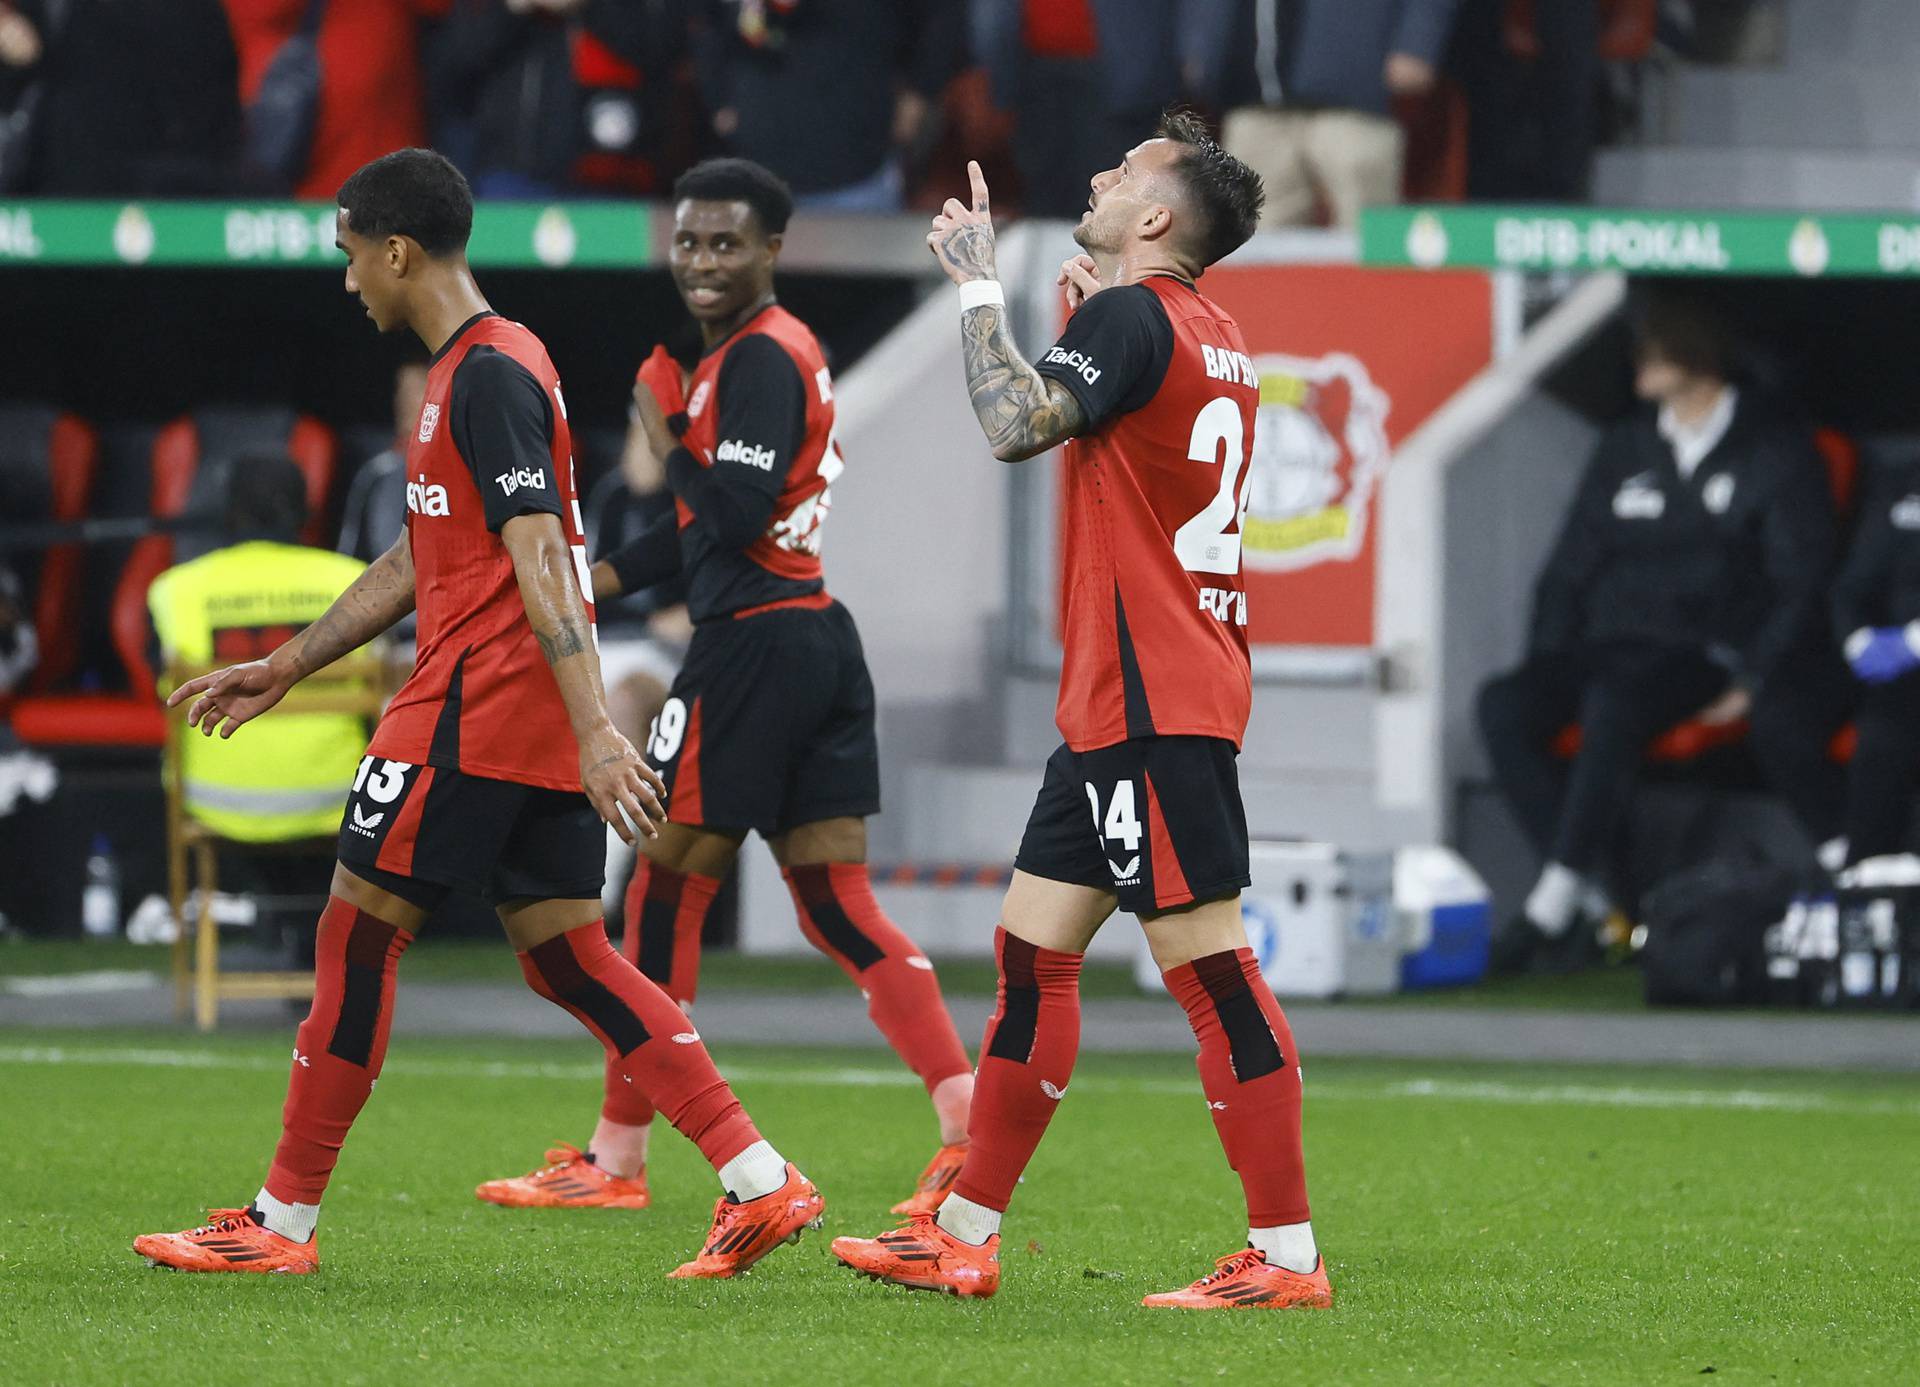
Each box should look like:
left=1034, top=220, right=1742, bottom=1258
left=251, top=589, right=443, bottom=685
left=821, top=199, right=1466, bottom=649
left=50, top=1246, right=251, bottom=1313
left=149, top=540, right=370, bottom=842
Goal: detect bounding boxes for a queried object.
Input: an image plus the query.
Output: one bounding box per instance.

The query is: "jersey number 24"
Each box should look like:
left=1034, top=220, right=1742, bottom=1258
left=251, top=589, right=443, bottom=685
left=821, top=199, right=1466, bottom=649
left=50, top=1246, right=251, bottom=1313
left=1172, top=397, right=1251, bottom=576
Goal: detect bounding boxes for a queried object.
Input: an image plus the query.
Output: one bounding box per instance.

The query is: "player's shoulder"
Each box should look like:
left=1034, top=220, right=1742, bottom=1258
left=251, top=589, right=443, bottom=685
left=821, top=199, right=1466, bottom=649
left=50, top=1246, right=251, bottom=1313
left=1076, top=280, right=1170, bottom=328
left=719, top=321, right=813, bottom=388
left=451, top=341, right=549, bottom=397
left=465, top=316, right=556, bottom=378
left=741, top=307, right=823, bottom=366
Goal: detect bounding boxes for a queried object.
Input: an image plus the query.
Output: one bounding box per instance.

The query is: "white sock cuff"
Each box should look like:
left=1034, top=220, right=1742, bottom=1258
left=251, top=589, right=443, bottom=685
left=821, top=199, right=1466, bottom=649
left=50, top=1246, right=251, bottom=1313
left=252, top=1188, right=319, bottom=1243
left=936, top=1193, right=1002, bottom=1246
left=1525, top=861, right=1584, bottom=936
left=1247, top=1219, right=1317, bottom=1274
left=717, top=1140, right=788, bottom=1202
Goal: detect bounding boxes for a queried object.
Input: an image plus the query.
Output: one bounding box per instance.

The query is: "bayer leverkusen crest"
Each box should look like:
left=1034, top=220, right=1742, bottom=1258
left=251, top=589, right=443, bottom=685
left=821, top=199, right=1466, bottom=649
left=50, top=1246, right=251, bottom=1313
left=1242, top=353, right=1391, bottom=573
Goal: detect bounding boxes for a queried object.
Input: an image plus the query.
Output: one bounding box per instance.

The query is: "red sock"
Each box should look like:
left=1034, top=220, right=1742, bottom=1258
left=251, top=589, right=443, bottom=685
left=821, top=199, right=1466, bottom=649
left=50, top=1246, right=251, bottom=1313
left=950, top=927, right=1082, bottom=1213
left=785, top=863, right=972, bottom=1092
left=1164, top=949, right=1311, bottom=1227
left=599, top=862, right=722, bottom=1128
left=520, top=921, right=760, bottom=1171
left=265, top=895, right=413, bottom=1205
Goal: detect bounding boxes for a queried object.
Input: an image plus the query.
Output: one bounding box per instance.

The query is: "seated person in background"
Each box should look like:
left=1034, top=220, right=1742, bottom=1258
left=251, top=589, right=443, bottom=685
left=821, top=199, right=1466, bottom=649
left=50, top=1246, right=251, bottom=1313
left=592, top=348, right=695, bottom=738
left=586, top=345, right=698, bottom=914
left=1827, top=459, right=1920, bottom=865
left=1477, top=295, right=1837, bottom=970
left=337, top=358, right=431, bottom=563
left=0, top=564, right=36, bottom=698
left=149, top=457, right=371, bottom=946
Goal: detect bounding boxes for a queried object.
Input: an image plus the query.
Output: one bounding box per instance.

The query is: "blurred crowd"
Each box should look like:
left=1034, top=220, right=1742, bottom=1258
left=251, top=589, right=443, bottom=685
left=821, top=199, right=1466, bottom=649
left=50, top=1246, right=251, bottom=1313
left=0, top=0, right=1738, bottom=225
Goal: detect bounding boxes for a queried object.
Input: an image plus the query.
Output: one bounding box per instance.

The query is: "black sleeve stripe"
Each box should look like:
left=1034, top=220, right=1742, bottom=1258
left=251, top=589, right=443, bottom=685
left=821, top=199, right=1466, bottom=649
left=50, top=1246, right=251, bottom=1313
left=449, top=346, right=563, bottom=534
left=1035, top=284, right=1174, bottom=430
left=716, top=334, right=808, bottom=464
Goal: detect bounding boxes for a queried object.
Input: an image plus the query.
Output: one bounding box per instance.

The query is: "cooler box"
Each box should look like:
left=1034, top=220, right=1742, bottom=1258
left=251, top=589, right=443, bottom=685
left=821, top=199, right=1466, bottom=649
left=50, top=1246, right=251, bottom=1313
left=1135, top=841, right=1398, bottom=998
left=1395, top=846, right=1492, bottom=990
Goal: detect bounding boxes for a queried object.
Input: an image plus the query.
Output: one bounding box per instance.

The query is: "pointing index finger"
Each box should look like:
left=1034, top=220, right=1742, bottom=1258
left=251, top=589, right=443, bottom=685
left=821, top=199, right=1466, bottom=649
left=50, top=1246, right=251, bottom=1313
left=968, top=160, right=989, bottom=217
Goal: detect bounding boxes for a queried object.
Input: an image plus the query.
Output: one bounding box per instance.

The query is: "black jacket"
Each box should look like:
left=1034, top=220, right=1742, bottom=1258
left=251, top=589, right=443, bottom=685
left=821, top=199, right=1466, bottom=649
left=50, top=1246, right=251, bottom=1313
left=429, top=0, right=686, bottom=190
left=1191, top=0, right=1462, bottom=116
left=1529, top=393, right=1837, bottom=689
left=14, top=0, right=241, bottom=195
left=1832, top=461, right=1920, bottom=640
left=694, top=0, right=964, bottom=195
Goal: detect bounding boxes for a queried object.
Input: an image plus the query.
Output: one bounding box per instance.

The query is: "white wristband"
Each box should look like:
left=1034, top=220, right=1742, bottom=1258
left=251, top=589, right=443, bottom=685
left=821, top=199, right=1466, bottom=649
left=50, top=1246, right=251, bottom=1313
left=957, top=280, right=1005, bottom=312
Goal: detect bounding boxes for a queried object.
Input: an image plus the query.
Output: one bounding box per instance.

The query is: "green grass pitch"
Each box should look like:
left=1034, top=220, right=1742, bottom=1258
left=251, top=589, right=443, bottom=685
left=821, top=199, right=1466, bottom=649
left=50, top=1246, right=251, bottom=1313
left=2, top=1027, right=1916, bottom=1385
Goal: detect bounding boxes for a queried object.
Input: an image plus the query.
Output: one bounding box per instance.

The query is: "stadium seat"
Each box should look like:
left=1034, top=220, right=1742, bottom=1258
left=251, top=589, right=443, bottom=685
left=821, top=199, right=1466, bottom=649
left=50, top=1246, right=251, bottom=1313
left=11, top=408, right=337, bottom=750
left=164, top=654, right=388, bottom=1031
left=1813, top=426, right=1858, bottom=517
left=116, top=409, right=338, bottom=704
left=0, top=403, right=99, bottom=696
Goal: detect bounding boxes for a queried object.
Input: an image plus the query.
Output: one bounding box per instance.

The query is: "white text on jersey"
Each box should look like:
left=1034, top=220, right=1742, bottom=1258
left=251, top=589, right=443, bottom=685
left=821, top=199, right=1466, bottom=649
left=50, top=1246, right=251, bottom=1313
left=1041, top=345, right=1102, bottom=387
left=407, top=474, right=450, bottom=517
left=717, top=438, right=777, bottom=470
left=1200, top=344, right=1258, bottom=388
left=495, top=466, right=548, bottom=497
left=1199, top=587, right=1248, bottom=626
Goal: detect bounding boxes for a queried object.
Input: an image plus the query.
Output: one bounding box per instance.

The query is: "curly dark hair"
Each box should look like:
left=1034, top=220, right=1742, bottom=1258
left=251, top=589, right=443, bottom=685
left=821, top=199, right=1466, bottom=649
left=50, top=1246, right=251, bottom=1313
left=336, top=148, right=474, bottom=258
left=673, top=158, right=796, bottom=237
left=1154, top=109, right=1265, bottom=271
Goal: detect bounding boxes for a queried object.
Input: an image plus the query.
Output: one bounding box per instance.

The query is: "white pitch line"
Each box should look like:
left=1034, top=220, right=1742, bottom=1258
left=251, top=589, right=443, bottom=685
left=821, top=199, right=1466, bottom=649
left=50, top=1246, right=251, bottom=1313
left=1, top=970, right=164, bottom=997
left=2, top=1044, right=1917, bottom=1117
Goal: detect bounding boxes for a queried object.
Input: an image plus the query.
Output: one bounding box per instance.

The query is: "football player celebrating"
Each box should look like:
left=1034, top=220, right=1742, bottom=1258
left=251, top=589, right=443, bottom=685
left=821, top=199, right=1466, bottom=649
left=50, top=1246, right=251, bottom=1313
left=474, top=159, right=976, bottom=1218
left=134, top=150, right=821, bottom=1280
left=833, top=116, right=1333, bottom=1310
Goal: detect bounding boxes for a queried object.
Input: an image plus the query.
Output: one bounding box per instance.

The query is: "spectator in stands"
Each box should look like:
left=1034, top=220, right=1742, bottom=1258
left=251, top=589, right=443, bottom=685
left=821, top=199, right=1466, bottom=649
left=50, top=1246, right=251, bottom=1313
left=693, top=0, right=965, bottom=211
left=972, top=0, right=1192, bottom=220
left=1825, top=461, right=1920, bottom=864
left=0, top=0, right=243, bottom=195
left=1448, top=0, right=1598, bottom=201
left=337, top=359, right=429, bottom=566
left=223, top=0, right=450, bottom=199
left=1477, top=296, right=1837, bottom=971
left=428, top=0, right=690, bottom=198
left=1192, top=0, right=1461, bottom=228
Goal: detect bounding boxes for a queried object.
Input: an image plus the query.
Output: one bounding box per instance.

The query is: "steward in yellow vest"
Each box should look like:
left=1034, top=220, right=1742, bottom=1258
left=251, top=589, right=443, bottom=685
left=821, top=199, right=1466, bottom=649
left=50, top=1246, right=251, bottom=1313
left=150, top=457, right=369, bottom=842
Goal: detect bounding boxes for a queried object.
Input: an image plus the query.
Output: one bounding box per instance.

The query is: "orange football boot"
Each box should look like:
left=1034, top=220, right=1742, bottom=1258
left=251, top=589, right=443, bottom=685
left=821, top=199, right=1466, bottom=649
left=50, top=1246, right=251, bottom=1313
left=668, top=1164, right=824, bottom=1279
left=891, top=1141, right=968, bottom=1216
left=1141, top=1249, right=1333, bottom=1310
left=831, top=1210, right=1000, bottom=1298
left=133, top=1208, right=318, bottom=1275
left=475, top=1143, right=651, bottom=1210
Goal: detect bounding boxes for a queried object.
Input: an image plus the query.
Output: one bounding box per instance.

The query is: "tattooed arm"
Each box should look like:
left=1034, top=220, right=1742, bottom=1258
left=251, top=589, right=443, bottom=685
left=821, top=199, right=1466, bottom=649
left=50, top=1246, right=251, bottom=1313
left=959, top=303, right=1088, bottom=463
left=928, top=160, right=1091, bottom=463
left=501, top=511, right=665, bottom=843
left=169, top=528, right=415, bottom=738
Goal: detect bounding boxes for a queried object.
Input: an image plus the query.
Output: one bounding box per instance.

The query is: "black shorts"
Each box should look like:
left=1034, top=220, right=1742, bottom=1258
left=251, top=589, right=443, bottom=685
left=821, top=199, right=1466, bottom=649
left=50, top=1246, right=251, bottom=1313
left=647, top=598, right=881, bottom=837
left=336, top=753, right=604, bottom=904
left=1015, top=736, right=1249, bottom=916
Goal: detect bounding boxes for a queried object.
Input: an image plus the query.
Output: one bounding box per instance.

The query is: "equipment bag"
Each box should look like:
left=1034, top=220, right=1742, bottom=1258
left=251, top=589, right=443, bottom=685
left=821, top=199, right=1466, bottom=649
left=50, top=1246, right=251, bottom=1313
left=1640, top=856, right=1798, bottom=1007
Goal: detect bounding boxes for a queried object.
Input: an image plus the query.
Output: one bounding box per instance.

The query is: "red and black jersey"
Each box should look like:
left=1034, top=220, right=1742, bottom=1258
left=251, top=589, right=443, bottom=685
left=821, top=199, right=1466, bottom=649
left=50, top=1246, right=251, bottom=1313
left=368, top=311, right=594, bottom=791
left=1036, top=276, right=1257, bottom=752
left=610, top=303, right=842, bottom=623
